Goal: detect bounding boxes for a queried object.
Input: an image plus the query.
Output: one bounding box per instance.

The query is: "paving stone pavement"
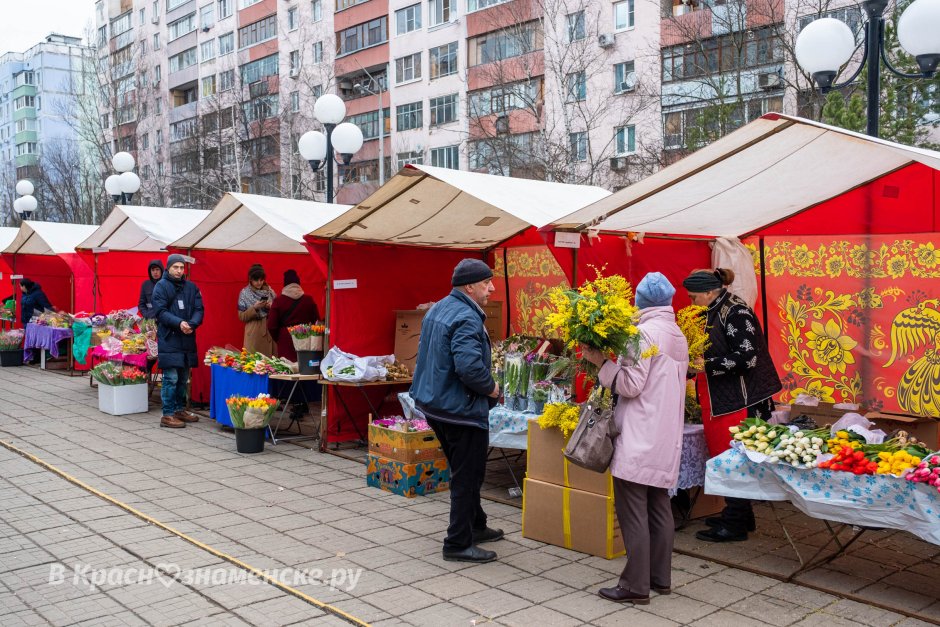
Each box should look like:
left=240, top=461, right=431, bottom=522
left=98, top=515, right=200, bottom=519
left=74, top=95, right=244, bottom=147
left=0, top=366, right=933, bottom=626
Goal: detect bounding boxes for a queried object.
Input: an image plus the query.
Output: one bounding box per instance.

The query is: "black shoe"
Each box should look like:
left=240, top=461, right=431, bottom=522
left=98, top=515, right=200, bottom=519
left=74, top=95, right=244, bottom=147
left=472, top=527, right=504, bottom=543
left=705, top=516, right=756, bottom=532
left=696, top=526, right=748, bottom=543
left=598, top=586, right=650, bottom=605
left=442, top=546, right=497, bottom=563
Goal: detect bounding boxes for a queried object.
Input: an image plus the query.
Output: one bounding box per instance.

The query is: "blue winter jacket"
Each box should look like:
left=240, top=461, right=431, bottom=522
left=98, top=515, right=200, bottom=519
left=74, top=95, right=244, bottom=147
left=152, top=274, right=204, bottom=369
left=410, top=289, right=496, bottom=429
left=20, top=285, right=53, bottom=324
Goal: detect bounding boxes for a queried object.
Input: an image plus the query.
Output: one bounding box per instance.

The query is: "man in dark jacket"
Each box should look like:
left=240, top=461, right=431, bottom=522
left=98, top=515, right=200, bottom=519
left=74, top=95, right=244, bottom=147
left=138, top=260, right=163, bottom=320
left=19, top=278, right=53, bottom=325
left=411, top=258, right=501, bottom=563
left=152, top=254, right=204, bottom=429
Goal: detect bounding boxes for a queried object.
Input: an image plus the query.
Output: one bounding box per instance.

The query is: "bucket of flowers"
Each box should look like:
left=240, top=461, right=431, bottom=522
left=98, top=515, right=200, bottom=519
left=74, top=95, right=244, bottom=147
left=226, top=394, right=278, bottom=453
left=0, top=329, right=25, bottom=367
left=289, top=324, right=326, bottom=374
left=91, top=361, right=149, bottom=415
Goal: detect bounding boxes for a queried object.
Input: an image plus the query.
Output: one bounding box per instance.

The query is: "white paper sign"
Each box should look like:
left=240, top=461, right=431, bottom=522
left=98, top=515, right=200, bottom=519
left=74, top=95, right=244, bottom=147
left=181, top=255, right=196, bottom=264
left=92, top=247, right=109, bottom=253
left=333, top=279, right=358, bottom=289
left=11, top=274, right=23, bottom=280
left=554, top=231, right=581, bottom=249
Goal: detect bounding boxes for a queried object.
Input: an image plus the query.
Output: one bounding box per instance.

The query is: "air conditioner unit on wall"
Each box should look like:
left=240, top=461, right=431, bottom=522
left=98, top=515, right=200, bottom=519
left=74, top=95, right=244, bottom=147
left=598, top=33, right=615, bottom=47
left=610, top=157, right=626, bottom=171
left=759, top=72, right=781, bottom=89
left=151, top=16, right=160, bottom=24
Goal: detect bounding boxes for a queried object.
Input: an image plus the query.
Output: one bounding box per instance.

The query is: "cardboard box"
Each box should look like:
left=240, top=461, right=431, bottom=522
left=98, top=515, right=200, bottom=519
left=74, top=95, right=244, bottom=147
left=526, top=419, right=613, bottom=496
left=522, top=478, right=625, bottom=559
left=368, top=422, right=445, bottom=463
left=866, top=411, right=940, bottom=450
left=393, top=310, right=427, bottom=372
left=790, top=402, right=860, bottom=425
left=483, top=301, right=505, bottom=341
left=366, top=453, right=450, bottom=498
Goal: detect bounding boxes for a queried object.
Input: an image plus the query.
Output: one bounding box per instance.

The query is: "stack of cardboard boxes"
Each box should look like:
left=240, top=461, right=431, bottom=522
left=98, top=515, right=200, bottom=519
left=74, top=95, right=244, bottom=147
left=521, top=419, right=625, bottom=559
left=393, top=303, right=505, bottom=371
left=366, top=420, right=451, bottom=497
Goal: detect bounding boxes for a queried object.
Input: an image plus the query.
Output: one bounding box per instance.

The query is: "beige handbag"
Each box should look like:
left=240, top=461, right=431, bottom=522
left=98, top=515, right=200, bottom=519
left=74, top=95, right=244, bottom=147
left=563, top=388, right=620, bottom=473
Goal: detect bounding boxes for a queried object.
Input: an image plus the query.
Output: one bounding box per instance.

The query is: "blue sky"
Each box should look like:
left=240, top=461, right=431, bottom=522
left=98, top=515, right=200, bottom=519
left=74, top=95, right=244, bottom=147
left=1, top=0, right=97, bottom=55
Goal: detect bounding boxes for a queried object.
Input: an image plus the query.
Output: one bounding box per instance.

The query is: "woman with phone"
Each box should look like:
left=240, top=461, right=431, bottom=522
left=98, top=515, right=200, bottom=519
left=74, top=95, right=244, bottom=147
left=237, top=264, right=276, bottom=355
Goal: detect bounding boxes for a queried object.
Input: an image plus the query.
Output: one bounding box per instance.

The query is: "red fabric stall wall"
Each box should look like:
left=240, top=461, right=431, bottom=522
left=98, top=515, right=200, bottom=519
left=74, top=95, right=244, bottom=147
left=6, top=254, right=75, bottom=326
left=322, top=241, right=473, bottom=443
left=78, top=250, right=158, bottom=313
left=62, top=253, right=95, bottom=314
left=180, top=249, right=327, bottom=404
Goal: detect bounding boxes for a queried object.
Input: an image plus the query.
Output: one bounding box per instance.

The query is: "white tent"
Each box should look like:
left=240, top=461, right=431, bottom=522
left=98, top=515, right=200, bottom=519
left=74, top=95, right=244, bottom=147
left=0, top=227, right=19, bottom=253
left=77, top=206, right=210, bottom=251
left=171, top=192, right=352, bottom=253
left=553, top=114, right=940, bottom=238
left=309, top=164, right=612, bottom=249
left=3, top=221, right=99, bottom=255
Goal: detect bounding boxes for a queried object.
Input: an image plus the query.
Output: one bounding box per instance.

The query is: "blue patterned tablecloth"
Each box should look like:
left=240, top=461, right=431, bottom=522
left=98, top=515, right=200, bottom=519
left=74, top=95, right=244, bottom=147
left=23, top=323, right=72, bottom=361
left=209, top=364, right=269, bottom=427
left=706, top=448, right=940, bottom=546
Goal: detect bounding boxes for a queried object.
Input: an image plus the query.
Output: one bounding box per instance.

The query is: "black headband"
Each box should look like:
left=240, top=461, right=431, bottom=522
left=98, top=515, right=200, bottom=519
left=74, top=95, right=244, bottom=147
left=682, top=271, right=723, bottom=292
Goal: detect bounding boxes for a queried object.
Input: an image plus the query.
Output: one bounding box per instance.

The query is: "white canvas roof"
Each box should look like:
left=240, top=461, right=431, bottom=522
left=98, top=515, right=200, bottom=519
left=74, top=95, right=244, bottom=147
left=553, top=114, right=940, bottom=238
left=309, top=164, right=612, bottom=249
left=0, top=227, right=19, bottom=253
left=77, top=206, right=210, bottom=252
left=3, top=221, right=99, bottom=256
left=170, top=193, right=352, bottom=253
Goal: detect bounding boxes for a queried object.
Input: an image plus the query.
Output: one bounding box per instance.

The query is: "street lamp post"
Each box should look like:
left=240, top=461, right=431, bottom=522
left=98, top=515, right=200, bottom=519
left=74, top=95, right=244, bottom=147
left=13, top=180, right=37, bottom=221
left=297, top=94, right=365, bottom=204
left=795, top=0, right=940, bottom=138
left=105, top=151, right=142, bottom=205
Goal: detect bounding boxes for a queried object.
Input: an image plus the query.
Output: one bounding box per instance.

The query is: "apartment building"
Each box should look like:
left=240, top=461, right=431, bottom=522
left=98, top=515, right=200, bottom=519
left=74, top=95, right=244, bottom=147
left=0, top=34, right=91, bottom=192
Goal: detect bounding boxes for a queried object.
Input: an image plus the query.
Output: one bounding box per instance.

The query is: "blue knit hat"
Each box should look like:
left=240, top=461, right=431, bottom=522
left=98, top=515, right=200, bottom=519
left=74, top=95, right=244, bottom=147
left=635, top=272, right=675, bottom=309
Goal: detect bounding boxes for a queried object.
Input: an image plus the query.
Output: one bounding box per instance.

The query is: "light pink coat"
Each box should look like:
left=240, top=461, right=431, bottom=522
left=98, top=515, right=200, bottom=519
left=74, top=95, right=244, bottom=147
left=598, top=306, right=689, bottom=489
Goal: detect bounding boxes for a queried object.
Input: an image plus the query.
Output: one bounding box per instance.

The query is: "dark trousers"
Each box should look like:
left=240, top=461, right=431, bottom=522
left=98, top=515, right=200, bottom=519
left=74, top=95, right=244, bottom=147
left=612, top=478, right=674, bottom=596
left=428, top=419, right=489, bottom=551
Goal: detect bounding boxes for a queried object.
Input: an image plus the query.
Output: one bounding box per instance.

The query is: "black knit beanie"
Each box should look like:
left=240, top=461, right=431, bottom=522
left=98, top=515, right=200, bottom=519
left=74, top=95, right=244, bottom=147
left=452, top=259, right=493, bottom=287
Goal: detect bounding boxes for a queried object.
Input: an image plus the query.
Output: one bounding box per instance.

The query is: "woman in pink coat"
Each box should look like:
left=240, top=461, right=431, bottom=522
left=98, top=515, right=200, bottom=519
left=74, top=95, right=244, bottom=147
left=581, top=272, right=689, bottom=605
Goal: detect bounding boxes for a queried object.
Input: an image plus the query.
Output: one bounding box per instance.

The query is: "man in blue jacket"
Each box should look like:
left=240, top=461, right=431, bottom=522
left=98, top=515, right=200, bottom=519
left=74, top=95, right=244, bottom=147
left=411, top=258, right=502, bottom=563
left=152, top=254, right=204, bottom=429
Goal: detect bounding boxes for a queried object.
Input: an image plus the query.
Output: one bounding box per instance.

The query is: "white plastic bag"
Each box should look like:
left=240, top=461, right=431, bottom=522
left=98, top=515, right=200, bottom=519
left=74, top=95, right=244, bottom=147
left=321, top=346, right=392, bottom=382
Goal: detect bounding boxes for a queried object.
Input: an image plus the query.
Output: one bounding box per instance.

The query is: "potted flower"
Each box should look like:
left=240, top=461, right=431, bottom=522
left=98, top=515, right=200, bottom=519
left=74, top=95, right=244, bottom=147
left=91, top=362, right=149, bottom=415
left=288, top=323, right=326, bottom=374
left=530, top=380, right=552, bottom=414
left=226, top=394, right=278, bottom=453
left=0, top=329, right=24, bottom=367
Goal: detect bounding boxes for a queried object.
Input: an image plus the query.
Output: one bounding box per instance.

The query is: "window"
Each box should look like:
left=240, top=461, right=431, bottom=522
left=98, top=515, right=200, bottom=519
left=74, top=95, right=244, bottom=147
left=287, top=7, right=298, bottom=30
left=396, top=4, right=421, bottom=34
left=397, top=151, right=423, bottom=168
left=311, top=0, right=322, bottom=21
left=142, top=133, right=149, bottom=150
left=468, top=79, right=540, bottom=116
left=566, top=71, right=586, bottom=102
left=201, top=39, right=215, bottom=61
left=98, top=26, right=108, bottom=48
left=239, top=0, right=262, bottom=7
left=615, top=125, right=635, bottom=155
left=348, top=108, right=391, bottom=140
left=291, top=91, right=300, bottom=112
left=155, top=98, right=163, bottom=115
left=242, top=95, right=278, bottom=122
left=395, top=53, right=421, bottom=83
left=111, top=11, right=132, bottom=36
left=614, top=0, right=634, bottom=30
left=140, top=39, right=148, bottom=54
left=430, top=145, right=458, bottom=169
left=468, top=0, right=507, bottom=11
left=661, top=27, right=782, bottom=83
left=312, top=41, right=323, bottom=63
left=614, top=61, right=635, bottom=92
left=169, top=13, right=197, bottom=41
left=152, top=1, right=159, bottom=16
left=201, top=3, right=214, bottom=27
left=155, top=65, right=162, bottom=83
left=312, top=84, right=323, bottom=97
left=219, top=69, right=234, bottom=90
left=171, top=118, right=197, bottom=142
left=218, top=32, right=234, bottom=54
left=240, top=53, right=278, bottom=83
left=429, top=93, right=457, bottom=125
left=289, top=50, right=300, bottom=75
left=567, top=11, right=585, bottom=42
left=16, top=143, right=38, bottom=156
left=337, top=17, right=387, bottom=56
left=14, top=96, right=35, bottom=110
left=239, top=14, right=278, bottom=48
left=569, top=132, right=587, bottom=161
left=139, top=8, right=146, bottom=25
left=469, top=22, right=541, bottom=65
left=337, top=0, right=369, bottom=9
left=168, top=0, right=191, bottom=10
left=15, top=119, right=37, bottom=132
left=429, top=0, right=453, bottom=26
left=169, top=47, right=198, bottom=72
left=202, top=75, right=216, bottom=96
left=153, top=33, right=161, bottom=49
left=397, top=101, right=423, bottom=130
left=172, top=85, right=198, bottom=106
left=429, top=42, right=457, bottom=78
left=218, top=0, right=232, bottom=19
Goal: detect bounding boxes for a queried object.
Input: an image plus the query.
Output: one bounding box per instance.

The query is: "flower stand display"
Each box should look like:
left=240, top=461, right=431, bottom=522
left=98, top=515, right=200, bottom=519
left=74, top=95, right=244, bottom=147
left=0, top=329, right=24, bottom=367
left=366, top=416, right=450, bottom=497
left=227, top=394, right=277, bottom=454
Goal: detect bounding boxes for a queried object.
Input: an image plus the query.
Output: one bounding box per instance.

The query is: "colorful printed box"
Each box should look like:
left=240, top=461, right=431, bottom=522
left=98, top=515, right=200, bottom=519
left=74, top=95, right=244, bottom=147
left=366, top=454, right=450, bottom=498
left=368, top=422, right=445, bottom=463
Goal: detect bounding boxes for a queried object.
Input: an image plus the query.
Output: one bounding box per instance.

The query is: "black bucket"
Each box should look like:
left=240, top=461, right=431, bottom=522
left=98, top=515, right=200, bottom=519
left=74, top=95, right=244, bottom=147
left=234, top=427, right=266, bottom=453
left=0, top=350, right=23, bottom=367
left=296, top=350, right=323, bottom=375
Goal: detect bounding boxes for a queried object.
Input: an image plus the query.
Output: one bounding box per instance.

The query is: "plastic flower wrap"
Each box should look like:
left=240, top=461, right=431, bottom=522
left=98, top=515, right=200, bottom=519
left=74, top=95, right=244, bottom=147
left=545, top=267, right=642, bottom=366
left=0, top=329, right=24, bottom=351
left=288, top=323, right=326, bottom=352
left=372, top=416, right=432, bottom=432
left=226, top=394, right=278, bottom=429
left=677, top=305, right=710, bottom=368
left=90, top=362, right=147, bottom=386
left=106, top=309, right=140, bottom=332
